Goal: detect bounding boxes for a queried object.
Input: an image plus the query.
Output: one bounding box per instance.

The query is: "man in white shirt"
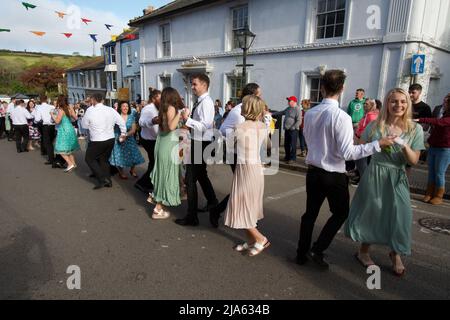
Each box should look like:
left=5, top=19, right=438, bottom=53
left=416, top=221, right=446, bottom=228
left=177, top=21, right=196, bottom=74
left=135, top=89, right=161, bottom=194
left=6, top=98, right=16, bottom=140
left=34, top=95, right=57, bottom=165
left=296, top=70, right=395, bottom=269
left=208, top=83, right=262, bottom=228
left=82, top=93, right=127, bottom=190
left=176, top=73, right=218, bottom=227
left=10, top=99, right=33, bottom=153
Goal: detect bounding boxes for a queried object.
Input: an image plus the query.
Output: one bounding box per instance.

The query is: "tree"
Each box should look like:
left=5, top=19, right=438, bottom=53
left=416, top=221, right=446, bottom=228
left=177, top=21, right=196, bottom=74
left=21, top=65, right=65, bottom=93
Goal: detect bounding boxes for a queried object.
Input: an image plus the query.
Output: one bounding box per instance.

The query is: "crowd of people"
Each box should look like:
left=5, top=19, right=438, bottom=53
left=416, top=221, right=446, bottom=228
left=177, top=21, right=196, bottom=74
left=1, top=70, right=449, bottom=277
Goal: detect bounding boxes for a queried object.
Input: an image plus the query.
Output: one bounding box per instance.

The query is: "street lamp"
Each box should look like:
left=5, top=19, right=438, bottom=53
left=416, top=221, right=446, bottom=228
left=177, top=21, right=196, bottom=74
left=235, top=24, right=256, bottom=85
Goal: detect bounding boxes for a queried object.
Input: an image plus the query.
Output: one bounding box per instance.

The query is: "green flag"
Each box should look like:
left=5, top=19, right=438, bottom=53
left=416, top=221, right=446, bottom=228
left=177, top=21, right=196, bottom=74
left=22, top=2, right=37, bottom=10
left=0, top=29, right=11, bottom=32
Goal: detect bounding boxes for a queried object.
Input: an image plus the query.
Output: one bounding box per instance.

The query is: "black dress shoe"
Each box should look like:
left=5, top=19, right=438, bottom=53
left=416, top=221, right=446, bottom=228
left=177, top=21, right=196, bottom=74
left=134, top=183, right=149, bottom=194
left=209, top=207, right=220, bottom=228
left=296, top=254, right=309, bottom=265
left=45, top=161, right=53, bottom=165
left=198, top=201, right=219, bottom=213
left=88, top=173, right=96, bottom=178
left=307, top=251, right=329, bottom=270
left=175, top=216, right=199, bottom=226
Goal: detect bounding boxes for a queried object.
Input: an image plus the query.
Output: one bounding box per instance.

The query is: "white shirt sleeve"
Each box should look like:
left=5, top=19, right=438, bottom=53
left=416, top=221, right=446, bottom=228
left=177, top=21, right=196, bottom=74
left=185, top=99, right=214, bottom=133
left=335, top=114, right=381, bottom=161
left=139, top=107, right=154, bottom=128
left=24, top=108, right=33, bottom=119
left=81, top=108, right=91, bottom=130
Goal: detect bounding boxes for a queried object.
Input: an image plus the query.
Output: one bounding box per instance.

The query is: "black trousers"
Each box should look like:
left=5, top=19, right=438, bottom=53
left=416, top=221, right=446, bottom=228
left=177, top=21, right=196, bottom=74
left=136, top=138, right=156, bottom=190
left=297, top=166, right=350, bottom=257
left=85, top=138, right=115, bottom=183
left=7, top=116, right=14, bottom=139
left=37, top=122, right=46, bottom=155
left=42, top=125, right=56, bottom=163
left=0, top=117, right=5, bottom=138
left=186, top=140, right=218, bottom=217
left=284, top=129, right=298, bottom=161
left=14, top=125, right=29, bottom=152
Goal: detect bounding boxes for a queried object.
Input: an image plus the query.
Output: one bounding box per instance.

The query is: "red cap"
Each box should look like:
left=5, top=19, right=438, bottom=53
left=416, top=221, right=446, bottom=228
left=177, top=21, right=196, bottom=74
left=286, top=96, right=298, bottom=103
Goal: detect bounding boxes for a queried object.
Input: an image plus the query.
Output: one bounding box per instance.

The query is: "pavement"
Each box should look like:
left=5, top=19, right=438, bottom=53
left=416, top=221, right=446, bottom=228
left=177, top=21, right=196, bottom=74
left=0, top=139, right=449, bottom=300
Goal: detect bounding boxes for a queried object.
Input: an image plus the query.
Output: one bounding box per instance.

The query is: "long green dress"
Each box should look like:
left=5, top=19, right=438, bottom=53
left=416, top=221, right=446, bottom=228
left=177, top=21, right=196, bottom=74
left=345, top=121, right=425, bottom=255
left=150, top=130, right=181, bottom=207
left=54, top=114, right=80, bottom=155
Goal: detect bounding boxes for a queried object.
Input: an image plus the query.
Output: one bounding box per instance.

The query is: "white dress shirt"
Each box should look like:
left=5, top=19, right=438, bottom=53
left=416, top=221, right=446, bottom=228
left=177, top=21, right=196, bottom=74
left=185, top=92, right=215, bottom=141
left=7, top=102, right=15, bottom=114
left=139, top=103, right=159, bottom=140
left=304, top=98, right=381, bottom=173
left=10, top=106, right=33, bottom=125
left=219, top=103, right=245, bottom=137
left=81, top=103, right=126, bottom=142
left=34, top=103, right=55, bottom=125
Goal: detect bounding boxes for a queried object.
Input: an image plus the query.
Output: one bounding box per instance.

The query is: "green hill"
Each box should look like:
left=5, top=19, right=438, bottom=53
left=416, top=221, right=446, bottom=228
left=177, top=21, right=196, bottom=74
left=0, top=50, right=95, bottom=95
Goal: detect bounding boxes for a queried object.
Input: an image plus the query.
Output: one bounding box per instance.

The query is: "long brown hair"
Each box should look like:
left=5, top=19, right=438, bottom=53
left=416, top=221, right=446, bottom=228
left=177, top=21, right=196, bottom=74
left=57, top=95, right=70, bottom=117
left=160, top=87, right=183, bottom=131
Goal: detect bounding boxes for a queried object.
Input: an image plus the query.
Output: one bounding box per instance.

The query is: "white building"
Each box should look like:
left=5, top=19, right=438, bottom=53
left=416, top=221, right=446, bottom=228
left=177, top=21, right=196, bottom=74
left=129, top=0, right=450, bottom=110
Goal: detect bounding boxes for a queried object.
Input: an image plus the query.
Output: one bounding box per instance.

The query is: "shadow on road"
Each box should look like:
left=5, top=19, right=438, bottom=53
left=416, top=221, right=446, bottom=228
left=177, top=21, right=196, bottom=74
left=0, top=226, right=54, bottom=299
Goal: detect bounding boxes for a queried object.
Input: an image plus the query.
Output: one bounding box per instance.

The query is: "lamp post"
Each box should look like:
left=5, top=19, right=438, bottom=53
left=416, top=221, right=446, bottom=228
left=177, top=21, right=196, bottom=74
left=235, top=24, right=256, bottom=85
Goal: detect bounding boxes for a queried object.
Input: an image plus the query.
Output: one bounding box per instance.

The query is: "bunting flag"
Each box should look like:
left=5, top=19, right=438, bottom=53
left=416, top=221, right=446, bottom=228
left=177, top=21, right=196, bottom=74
left=30, top=31, right=46, bottom=36
left=105, top=24, right=113, bottom=30
left=124, top=34, right=137, bottom=40
left=62, top=33, right=73, bottom=38
left=123, top=28, right=131, bottom=33
left=22, top=2, right=36, bottom=10
left=0, top=29, right=11, bottom=32
left=81, top=18, right=92, bottom=25
left=111, top=35, right=118, bottom=42
left=55, top=11, right=66, bottom=19
left=89, top=34, right=98, bottom=42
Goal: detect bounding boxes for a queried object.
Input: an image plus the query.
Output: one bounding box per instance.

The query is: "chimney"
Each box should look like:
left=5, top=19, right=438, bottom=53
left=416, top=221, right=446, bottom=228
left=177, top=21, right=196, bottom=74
left=144, top=6, right=155, bottom=15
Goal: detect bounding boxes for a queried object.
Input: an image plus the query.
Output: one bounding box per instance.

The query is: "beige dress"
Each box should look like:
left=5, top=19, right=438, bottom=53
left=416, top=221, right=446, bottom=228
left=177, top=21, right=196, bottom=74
left=224, top=121, right=268, bottom=229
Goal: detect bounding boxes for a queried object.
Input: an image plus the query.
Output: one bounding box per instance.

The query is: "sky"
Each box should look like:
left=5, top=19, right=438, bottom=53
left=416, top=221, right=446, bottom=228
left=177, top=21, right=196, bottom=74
left=0, top=0, right=172, bottom=56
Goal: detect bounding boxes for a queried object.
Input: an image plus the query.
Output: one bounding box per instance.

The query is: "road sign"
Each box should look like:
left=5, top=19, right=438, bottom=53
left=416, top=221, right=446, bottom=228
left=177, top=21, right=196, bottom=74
left=411, top=54, right=425, bottom=75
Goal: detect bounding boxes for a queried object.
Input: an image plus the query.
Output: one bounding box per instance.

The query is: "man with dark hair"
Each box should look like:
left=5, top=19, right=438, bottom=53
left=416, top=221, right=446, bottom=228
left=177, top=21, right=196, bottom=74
left=6, top=97, right=16, bottom=141
left=176, top=73, right=218, bottom=227
left=296, top=70, right=396, bottom=269
left=208, top=83, right=262, bottom=228
left=10, top=99, right=33, bottom=153
left=82, top=93, right=127, bottom=189
left=409, top=83, right=431, bottom=162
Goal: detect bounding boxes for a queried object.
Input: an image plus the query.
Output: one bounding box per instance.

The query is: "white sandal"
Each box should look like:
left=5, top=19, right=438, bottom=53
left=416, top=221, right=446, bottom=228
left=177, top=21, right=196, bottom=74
left=248, top=239, right=270, bottom=257
left=152, top=208, right=170, bottom=220
left=147, top=193, right=156, bottom=204
left=233, top=242, right=251, bottom=252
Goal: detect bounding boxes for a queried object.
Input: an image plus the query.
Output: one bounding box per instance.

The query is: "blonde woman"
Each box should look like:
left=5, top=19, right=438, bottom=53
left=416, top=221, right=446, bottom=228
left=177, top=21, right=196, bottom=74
left=345, top=88, right=425, bottom=276
left=224, top=95, right=270, bottom=257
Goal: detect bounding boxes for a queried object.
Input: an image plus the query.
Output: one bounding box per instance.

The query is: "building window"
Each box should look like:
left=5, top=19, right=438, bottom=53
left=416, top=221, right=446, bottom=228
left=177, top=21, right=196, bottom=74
left=126, top=46, right=132, bottom=66
left=232, top=5, right=249, bottom=49
left=96, top=70, right=101, bottom=89
left=228, top=75, right=245, bottom=105
left=111, top=73, right=117, bottom=91
left=109, top=46, right=116, bottom=64
left=316, top=0, right=346, bottom=39
left=160, top=24, right=171, bottom=57
left=309, top=76, right=323, bottom=106
left=90, top=71, right=95, bottom=88
left=159, top=75, right=171, bottom=89
left=85, top=72, right=90, bottom=88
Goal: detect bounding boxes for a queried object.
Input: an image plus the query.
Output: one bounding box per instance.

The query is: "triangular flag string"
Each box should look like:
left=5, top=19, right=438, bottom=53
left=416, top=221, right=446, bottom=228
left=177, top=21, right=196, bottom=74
left=21, top=2, right=36, bottom=10
left=55, top=11, right=66, bottom=19
left=89, top=34, right=98, bottom=42
left=0, top=29, right=11, bottom=32
left=62, top=33, right=73, bottom=38
left=105, top=24, right=113, bottom=30
left=30, top=31, right=46, bottom=36
left=81, top=18, right=92, bottom=25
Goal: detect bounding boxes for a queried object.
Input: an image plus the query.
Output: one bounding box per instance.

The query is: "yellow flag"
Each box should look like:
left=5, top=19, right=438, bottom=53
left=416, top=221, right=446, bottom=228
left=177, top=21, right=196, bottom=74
left=111, top=35, right=118, bottom=42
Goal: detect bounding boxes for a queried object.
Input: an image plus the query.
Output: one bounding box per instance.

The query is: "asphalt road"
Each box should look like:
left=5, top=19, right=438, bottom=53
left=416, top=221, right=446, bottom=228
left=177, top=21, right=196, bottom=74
left=0, top=139, right=449, bottom=300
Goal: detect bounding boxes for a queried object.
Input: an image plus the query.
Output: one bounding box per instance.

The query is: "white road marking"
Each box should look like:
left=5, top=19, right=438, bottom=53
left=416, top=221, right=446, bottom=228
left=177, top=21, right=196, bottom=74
left=265, top=186, right=307, bottom=202
left=277, top=169, right=307, bottom=178
left=414, top=209, right=450, bottom=220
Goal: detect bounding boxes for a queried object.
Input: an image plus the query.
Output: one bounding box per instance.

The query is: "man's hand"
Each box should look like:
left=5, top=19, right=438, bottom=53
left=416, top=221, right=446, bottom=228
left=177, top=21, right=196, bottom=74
left=378, top=136, right=396, bottom=148
left=181, top=108, right=190, bottom=120
left=119, top=134, right=127, bottom=143
left=152, top=116, right=161, bottom=125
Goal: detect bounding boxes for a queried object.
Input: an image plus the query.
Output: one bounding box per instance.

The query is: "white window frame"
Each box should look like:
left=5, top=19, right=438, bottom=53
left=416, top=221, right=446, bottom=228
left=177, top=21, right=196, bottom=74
left=226, top=73, right=245, bottom=105
left=231, top=4, right=249, bottom=50
left=307, top=0, right=349, bottom=43
left=96, top=70, right=101, bottom=89
left=111, top=72, right=117, bottom=91
left=160, top=23, right=171, bottom=57
left=109, top=46, right=116, bottom=64
left=159, top=73, right=172, bottom=90
left=126, top=45, right=132, bottom=66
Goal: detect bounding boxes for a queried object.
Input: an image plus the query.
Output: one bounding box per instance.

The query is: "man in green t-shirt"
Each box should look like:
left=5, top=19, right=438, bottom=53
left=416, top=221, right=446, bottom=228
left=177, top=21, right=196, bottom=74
left=347, top=88, right=366, bottom=129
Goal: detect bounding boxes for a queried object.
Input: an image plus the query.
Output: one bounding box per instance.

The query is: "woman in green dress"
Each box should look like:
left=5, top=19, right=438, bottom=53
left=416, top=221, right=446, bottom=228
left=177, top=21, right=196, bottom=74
left=51, top=95, right=80, bottom=173
left=345, top=88, right=424, bottom=277
left=150, top=87, right=184, bottom=220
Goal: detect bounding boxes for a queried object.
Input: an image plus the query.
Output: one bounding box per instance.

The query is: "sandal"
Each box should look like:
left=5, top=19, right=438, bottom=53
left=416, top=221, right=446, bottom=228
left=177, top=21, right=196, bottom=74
left=130, top=170, right=138, bottom=178
left=354, top=252, right=375, bottom=268
left=152, top=208, right=170, bottom=220
left=389, top=252, right=406, bottom=277
left=233, top=242, right=251, bottom=252
left=248, top=238, right=270, bottom=257
left=147, top=193, right=156, bottom=204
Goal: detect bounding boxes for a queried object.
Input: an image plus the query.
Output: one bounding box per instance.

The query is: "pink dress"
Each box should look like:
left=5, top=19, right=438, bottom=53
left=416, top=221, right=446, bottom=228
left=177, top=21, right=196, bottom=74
left=224, top=121, right=268, bottom=229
